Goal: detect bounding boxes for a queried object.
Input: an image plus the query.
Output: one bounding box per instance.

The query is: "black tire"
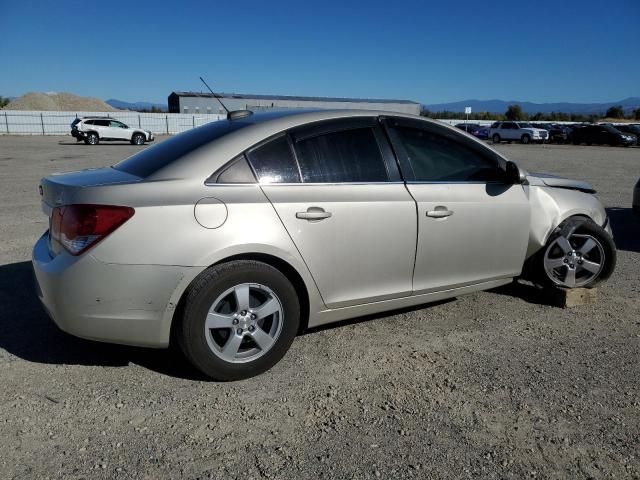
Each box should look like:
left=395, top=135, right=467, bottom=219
left=521, top=134, right=531, bottom=144
left=492, top=134, right=501, bottom=144
left=85, top=132, right=99, bottom=145
left=532, top=217, right=616, bottom=289
left=131, top=133, right=145, bottom=145
left=572, top=138, right=580, bottom=145
left=177, top=260, right=300, bottom=381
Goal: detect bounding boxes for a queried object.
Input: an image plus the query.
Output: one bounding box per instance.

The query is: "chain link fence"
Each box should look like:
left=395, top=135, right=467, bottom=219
left=0, top=110, right=227, bottom=135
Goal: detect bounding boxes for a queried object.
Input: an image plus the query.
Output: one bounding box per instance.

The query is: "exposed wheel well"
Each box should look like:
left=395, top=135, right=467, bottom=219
left=170, top=253, right=311, bottom=347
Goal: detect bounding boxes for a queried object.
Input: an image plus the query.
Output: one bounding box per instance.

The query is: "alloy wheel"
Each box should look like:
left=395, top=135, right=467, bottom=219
left=543, top=233, right=605, bottom=287
left=204, top=283, right=283, bottom=363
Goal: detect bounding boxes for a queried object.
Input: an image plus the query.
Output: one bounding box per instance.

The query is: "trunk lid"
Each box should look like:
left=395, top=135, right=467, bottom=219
left=40, top=167, right=141, bottom=215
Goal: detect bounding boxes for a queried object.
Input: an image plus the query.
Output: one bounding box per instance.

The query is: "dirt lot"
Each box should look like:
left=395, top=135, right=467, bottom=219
left=0, top=136, right=639, bottom=479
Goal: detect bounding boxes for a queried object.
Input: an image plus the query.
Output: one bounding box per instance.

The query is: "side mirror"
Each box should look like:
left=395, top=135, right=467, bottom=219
left=505, top=160, right=527, bottom=184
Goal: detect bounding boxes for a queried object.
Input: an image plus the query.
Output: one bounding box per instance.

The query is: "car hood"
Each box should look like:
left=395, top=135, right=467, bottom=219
left=526, top=172, right=596, bottom=194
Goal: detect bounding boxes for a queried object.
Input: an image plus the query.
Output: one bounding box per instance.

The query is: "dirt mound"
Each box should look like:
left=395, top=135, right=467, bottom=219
left=3, top=92, right=119, bottom=111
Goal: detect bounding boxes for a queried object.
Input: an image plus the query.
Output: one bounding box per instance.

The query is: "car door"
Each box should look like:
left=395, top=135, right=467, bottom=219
left=384, top=117, right=531, bottom=293
left=251, top=118, right=417, bottom=309
left=502, top=122, right=518, bottom=140
left=92, top=119, right=111, bottom=138
left=109, top=120, right=130, bottom=140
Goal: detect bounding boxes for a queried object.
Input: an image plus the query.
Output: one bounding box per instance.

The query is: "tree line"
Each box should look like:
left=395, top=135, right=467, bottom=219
left=421, top=104, right=640, bottom=122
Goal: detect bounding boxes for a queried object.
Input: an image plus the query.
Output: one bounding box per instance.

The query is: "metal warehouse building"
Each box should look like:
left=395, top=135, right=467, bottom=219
left=168, top=92, right=421, bottom=115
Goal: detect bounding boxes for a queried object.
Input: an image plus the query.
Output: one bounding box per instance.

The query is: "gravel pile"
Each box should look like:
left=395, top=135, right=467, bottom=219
left=3, top=92, right=118, bottom=111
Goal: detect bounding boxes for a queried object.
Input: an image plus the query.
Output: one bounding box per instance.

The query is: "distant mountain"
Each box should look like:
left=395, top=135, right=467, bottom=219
left=426, top=97, right=640, bottom=115
left=106, top=99, right=167, bottom=112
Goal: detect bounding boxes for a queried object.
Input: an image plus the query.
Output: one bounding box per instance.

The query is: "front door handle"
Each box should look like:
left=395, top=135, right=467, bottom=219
left=296, top=207, right=332, bottom=221
left=426, top=207, right=454, bottom=218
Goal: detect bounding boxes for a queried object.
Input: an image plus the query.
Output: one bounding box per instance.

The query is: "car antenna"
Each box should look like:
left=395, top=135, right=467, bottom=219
left=199, top=77, right=253, bottom=121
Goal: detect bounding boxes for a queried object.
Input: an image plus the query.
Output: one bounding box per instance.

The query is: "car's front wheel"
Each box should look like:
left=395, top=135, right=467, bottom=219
left=131, top=133, right=145, bottom=145
left=535, top=217, right=616, bottom=289
left=177, top=260, right=300, bottom=381
left=521, top=134, right=531, bottom=144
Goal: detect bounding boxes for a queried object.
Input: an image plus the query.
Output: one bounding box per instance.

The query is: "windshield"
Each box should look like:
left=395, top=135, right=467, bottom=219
left=114, top=120, right=251, bottom=178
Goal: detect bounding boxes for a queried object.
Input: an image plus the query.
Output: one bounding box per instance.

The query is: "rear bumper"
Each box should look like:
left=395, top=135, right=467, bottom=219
left=32, top=232, right=200, bottom=348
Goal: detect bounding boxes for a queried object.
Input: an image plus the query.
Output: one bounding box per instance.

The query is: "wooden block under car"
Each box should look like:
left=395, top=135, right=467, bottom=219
left=548, top=287, right=598, bottom=308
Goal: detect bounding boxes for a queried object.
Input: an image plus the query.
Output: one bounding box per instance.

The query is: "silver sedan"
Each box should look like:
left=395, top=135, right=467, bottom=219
left=32, top=110, right=616, bottom=380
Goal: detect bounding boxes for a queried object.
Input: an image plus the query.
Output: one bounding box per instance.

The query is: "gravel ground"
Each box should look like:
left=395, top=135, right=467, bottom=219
left=0, top=136, right=639, bottom=480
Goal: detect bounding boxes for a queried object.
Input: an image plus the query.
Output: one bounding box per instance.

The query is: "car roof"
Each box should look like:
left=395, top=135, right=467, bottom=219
left=151, top=109, right=509, bottom=181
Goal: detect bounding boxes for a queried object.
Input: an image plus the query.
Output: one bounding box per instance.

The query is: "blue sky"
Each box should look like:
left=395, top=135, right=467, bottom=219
left=1, top=0, right=638, bottom=105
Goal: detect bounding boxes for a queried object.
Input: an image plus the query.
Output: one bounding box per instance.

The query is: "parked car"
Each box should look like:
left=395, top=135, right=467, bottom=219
left=473, top=127, right=490, bottom=140
left=34, top=109, right=616, bottom=380
left=454, top=123, right=490, bottom=140
left=611, top=124, right=640, bottom=145
left=532, top=123, right=570, bottom=144
left=571, top=124, right=636, bottom=146
left=634, top=177, right=640, bottom=215
left=489, top=121, right=549, bottom=144
left=455, top=123, right=482, bottom=134
left=71, top=117, right=154, bottom=145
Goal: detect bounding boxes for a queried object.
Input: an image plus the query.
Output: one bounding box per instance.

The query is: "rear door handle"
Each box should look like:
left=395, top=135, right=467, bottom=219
left=296, top=207, right=332, bottom=221
left=426, top=207, right=454, bottom=218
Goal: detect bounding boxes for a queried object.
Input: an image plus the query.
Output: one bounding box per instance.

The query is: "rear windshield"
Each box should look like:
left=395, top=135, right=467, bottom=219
left=113, top=120, right=250, bottom=177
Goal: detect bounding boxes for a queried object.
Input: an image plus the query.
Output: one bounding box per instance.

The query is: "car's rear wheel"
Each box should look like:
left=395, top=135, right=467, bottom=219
left=177, top=260, right=300, bottom=381
left=85, top=132, right=99, bottom=145
left=535, top=217, right=615, bottom=289
left=521, top=134, right=531, bottom=144
left=132, top=133, right=145, bottom=145
left=492, top=134, right=501, bottom=144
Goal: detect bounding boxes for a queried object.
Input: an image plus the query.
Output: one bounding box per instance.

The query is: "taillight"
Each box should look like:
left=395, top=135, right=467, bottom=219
left=50, top=204, right=134, bottom=256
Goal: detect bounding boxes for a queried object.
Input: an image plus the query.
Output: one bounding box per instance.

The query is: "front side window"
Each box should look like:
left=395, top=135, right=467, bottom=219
left=294, top=127, right=388, bottom=183
left=392, top=126, right=505, bottom=183
left=247, top=135, right=300, bottom=183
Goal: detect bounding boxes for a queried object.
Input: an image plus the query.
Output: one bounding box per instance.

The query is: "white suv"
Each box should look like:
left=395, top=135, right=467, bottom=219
left=71, top=117, right=154, bottom=145
left=489, top=121, right=548, bottom=144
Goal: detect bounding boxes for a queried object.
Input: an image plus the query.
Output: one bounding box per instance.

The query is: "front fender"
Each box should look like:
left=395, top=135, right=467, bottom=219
left=526, top=186, right=607, bottom=258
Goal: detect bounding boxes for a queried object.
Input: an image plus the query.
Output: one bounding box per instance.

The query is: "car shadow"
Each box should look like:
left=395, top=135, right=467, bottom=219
left=0, top=261, right=207, bottom=381
left=57, top=141, right=141, bottom=146
left=606, top=207, right=640, bottom=253
left=2, top=260, right=459, bottom=379
left=489, top=281, right=562, bottom=307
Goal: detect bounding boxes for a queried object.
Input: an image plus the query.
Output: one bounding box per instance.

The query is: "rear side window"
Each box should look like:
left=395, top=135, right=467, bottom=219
left=294, top=127, right=388, bottom=183
left=94, top=120, right=110, bottom=127
left=247, top=136, right=300, bottom=183
left=213, top=155, right=256, bottom=184
left=114, top=120, right=250, bottom=178
left=393, top=126, right=504, bottom=182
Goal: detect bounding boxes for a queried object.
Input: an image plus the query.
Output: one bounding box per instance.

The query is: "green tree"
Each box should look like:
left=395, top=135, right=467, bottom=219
left=605, top=105, right=624, bottom=118
left=633, top=108, right=640, bottom=120
left=505, top=104, right=526, bottom=120
left=0, top=96, right=10, bottom=108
